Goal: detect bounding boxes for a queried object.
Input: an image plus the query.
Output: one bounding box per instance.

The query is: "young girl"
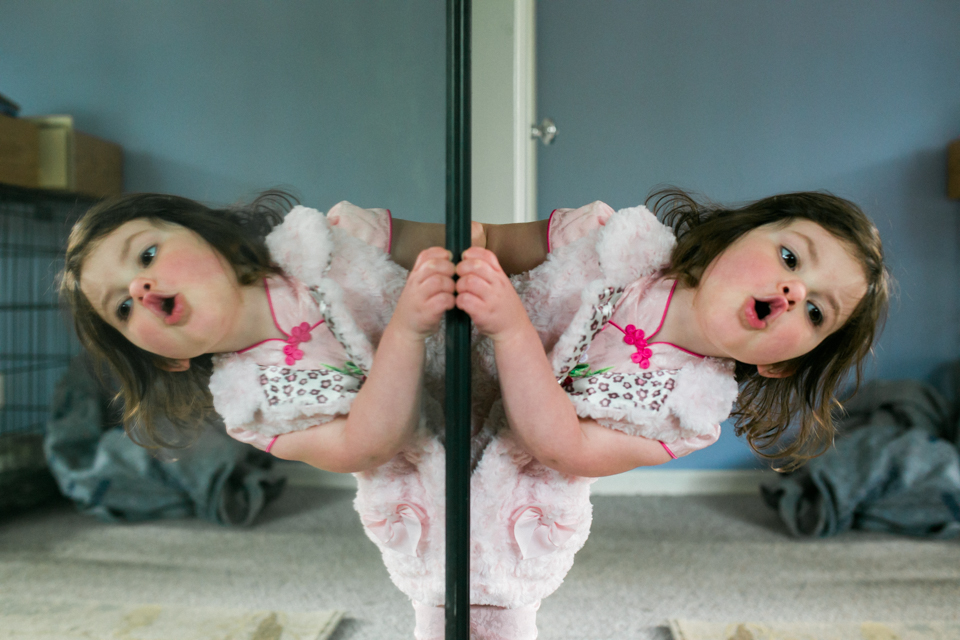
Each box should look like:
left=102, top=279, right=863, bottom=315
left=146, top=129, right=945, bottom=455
left=457, top=189, right=890, bottom=476
left=58, top=191, right=539, bottom=637
left=353, top=188, right=888, bottom=639
left=59, top=191, right=458, bottom=473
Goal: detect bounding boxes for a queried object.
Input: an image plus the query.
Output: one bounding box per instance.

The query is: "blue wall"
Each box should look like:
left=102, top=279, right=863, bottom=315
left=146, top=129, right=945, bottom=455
left=538, top=0, right=960, bottom=468
left=1, top=0, right=446, bottom=221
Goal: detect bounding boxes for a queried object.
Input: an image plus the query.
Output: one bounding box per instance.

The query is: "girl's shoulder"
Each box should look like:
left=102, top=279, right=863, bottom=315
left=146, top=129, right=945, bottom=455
left=264, top=205, right=407, bottom=337
left=207, top=205, right=408, bottom=436
left=540, top=202, right=676, bottom=288
left=519, top=203, right=677, bottom=369
left=263, top=203, right=399, bottom=285
left=264, top=206, right=337, bottom=287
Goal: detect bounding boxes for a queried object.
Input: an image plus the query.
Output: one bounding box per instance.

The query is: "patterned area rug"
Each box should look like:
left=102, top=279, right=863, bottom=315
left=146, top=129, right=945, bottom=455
left=670, top=620, right=960, bottom=640
left=0, top=598, right=343, bottom=640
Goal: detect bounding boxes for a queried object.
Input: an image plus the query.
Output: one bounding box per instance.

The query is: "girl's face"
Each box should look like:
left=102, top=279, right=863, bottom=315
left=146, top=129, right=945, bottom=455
left=690, top=219, right=867, bottom=375
left=79, top=219, right=246, bottom=362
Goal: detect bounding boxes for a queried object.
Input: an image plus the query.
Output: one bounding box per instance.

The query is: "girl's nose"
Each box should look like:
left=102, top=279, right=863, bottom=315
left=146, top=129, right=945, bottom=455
left=129, top=277, right=154, bottom=299
left=781, top=280, right=807, bottom=307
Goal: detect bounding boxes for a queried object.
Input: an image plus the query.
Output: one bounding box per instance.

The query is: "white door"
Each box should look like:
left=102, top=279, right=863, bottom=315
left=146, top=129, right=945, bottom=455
left=472, top=0, right=537, bottom=224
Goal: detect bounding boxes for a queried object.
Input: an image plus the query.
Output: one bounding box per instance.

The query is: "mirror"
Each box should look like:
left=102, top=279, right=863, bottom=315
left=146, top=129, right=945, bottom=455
left=2, top=1, right=959, bottom=638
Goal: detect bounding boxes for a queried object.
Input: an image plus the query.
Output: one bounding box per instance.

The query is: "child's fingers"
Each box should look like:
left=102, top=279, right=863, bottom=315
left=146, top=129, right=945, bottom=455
left=428, top=290, right=457, bottom=312
left=457, top=247, right=503, bottom=273
left=409, top=253, right=455, bottom=289
left=454, top=289, right=509, bottom=333
left=460, top=246, right=503, bottom=271
left=454, top=271, right=493, bottom=299
left=420, top=277, right=457, bottom=318
left=453, top=289, right=485, bottom=314
left=411, top=246, right=454, bottom=272
left=420, top=269, right=457, bottom=297
left=416, top=257, right=456, bottom=280
left=418, top=292, right=456, bottom=323
left=457, top=259, right=509, bottom=284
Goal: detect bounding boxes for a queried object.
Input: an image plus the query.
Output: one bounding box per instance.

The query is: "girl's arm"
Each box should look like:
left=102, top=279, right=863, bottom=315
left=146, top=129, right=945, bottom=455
left=482, top=219, right=549, bottom=275
left=455, top=247, right=671, bottom=477
left=393, top=217, right=547, bottom=275
left=342, top=207, right=547, bottom=276
left=331, top=201, right=606, bottom=276
left=269, top=246, right=455, bottom=473
left=482, top=201, right=613, bottom=275
left=342, top=215, right=489, bottom=271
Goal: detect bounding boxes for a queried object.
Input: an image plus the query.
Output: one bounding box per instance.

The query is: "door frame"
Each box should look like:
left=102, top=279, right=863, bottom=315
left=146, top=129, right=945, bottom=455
left=472, top=0, right=536, bottom=224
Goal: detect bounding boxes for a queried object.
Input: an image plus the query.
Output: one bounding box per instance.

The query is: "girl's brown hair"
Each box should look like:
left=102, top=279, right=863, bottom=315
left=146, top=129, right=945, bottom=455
left=649, top=188, right=889, bottom=470
left=59, top=190, right=295, bottom=448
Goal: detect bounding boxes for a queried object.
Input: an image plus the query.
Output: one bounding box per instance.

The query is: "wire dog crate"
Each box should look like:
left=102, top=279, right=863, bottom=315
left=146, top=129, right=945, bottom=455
left=0, top=184, right=93, bottom=511
left=0, top=184, right=89, bottom=438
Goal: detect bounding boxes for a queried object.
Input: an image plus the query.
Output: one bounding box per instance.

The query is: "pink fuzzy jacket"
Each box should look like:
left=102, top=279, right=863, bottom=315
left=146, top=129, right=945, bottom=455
left=208, top=205, right=407, bottom=437
left=519, top=201, right=739, bottom=457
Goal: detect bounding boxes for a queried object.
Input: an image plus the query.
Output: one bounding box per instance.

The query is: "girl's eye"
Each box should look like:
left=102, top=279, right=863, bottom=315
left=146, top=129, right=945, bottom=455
left=140, top=245, right=157, bottom=266
left=780, top=246, right=797, bottom=270
left=117, top=298, right=132, bottom=321
left=806, top=301, right=823, bottom=327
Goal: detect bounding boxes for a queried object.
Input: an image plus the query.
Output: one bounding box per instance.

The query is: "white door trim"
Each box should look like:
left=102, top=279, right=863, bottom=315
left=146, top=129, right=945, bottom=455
left=472, top=0, right=537, bottom=224
left=513, top=0, right=536, bottom=223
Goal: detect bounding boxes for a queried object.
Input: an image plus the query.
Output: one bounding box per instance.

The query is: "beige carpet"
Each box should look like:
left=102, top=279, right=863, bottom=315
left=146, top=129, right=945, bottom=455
left=670, top=620, right=960, bottom=640
left=0, top=597, right=343, bottom=640
left=5, top=490, right=959, bottom=639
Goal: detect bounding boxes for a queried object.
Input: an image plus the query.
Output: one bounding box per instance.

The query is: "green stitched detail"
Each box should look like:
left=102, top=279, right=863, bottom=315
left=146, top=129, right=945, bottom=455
left=322, top=360, right=365, bottom=378
left=567, top=363, right=613, bottom=379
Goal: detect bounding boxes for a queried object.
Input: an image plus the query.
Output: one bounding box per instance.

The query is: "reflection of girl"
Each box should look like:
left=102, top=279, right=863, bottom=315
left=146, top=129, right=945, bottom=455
left=59, top=192, right=454, bottom=472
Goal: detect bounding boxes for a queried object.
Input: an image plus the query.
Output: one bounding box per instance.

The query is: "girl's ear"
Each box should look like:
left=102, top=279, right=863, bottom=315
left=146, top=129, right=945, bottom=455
left=160, top=359, right=191, bottom=372
left=757, top=362, right=795, bottom=378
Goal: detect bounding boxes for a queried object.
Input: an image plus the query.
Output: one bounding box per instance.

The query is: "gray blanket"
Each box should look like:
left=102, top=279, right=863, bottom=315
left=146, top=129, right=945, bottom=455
left=761, top=379, right=960, bottom=538
left=44, top=354, right=285, bottom=526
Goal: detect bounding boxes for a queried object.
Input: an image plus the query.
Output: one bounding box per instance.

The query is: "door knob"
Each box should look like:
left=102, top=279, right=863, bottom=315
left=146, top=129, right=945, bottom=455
left=531, top=118, right=557, bottom=146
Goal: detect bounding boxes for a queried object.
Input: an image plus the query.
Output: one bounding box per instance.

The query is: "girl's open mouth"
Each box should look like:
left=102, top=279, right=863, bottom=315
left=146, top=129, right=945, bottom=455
left=745, top=296, right=787, bottom=329
left=143, top=292, right=185, bottom=325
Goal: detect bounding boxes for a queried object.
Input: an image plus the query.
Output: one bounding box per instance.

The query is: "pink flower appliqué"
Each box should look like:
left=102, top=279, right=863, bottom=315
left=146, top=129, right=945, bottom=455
left=623, top=324, right=652, bottom=369
left=290, top=322, right=312, bottom=343
left=283, top=322, right=313, bottom=365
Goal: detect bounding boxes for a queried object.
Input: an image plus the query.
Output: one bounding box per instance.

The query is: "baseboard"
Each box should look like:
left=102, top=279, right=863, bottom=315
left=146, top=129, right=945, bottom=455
left=278, top=462, right=772, bottom=496
left=590, top=469, right=771, bottom=495
left=279, top=462, right=359, bottom=490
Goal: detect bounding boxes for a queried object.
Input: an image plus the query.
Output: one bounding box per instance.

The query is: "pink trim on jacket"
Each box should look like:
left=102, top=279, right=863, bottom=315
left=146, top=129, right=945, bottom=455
left=546, top=209, right=559, bottom=254
left=659, top=441, right=678, bottom=459
left=265, top=435, right=279, bottom=454
left=236, top=278, right=325, bottom=354
left=385, top=209, right=394, bottom=254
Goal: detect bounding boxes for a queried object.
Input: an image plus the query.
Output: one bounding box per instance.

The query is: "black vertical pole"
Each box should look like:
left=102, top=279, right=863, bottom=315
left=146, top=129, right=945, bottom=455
left=445, top=0, right=471, bottom=638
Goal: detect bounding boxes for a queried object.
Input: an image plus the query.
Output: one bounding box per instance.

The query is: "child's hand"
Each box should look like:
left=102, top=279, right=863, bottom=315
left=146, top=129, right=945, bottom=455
left=393, top=246, right=456, bottom=339
left=455, top=247, right=530, bottom=342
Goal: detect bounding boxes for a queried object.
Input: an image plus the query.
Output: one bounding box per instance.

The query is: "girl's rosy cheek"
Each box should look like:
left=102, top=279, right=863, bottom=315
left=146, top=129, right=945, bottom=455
left=131, top=321, right=175, bottom=353
left=168, top=250, right=232, bottom=286
left=730, top=254, right=770, bottom=273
